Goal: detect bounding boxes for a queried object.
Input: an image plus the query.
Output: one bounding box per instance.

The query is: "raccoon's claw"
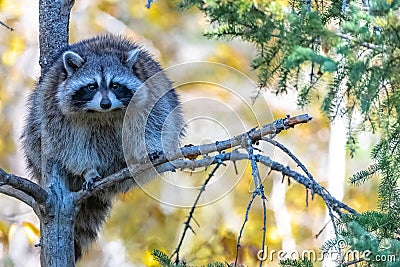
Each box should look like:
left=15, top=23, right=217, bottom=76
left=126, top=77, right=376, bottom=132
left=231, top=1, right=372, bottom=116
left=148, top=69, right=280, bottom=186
left=83, top=175, right=101, bottom=191
left=149, top=150, right=164, bottom=161
left=82, top=168, right=101, bottom=191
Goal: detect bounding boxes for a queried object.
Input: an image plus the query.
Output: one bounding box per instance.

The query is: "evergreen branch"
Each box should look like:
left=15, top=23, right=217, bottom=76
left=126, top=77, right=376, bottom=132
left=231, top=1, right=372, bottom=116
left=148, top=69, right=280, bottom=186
left=336, top=33, right=383, bottom=51
left=171, top=162, right=222, bottom=264
left=349, top=163, right=379, bottom=185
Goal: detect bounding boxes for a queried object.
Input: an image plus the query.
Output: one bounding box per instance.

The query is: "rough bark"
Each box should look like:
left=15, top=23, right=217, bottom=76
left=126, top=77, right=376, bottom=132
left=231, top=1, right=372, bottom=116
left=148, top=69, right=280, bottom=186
left=39, top=162, right=77, bottom=267
left=37, top=1, right=77, bottom=265
left=38, top=0, right=75, bottom=75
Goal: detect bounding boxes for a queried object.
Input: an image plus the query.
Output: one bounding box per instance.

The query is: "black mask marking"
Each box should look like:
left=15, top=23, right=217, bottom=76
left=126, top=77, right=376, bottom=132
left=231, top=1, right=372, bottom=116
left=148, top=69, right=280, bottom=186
left=71, top=87, right=98, bottom=108
left=111, top=84, right=134, bottom=106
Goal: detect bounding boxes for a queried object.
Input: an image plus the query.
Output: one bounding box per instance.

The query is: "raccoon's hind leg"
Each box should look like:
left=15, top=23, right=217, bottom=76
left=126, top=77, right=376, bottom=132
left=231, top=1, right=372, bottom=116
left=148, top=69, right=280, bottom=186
left=74, top=194, right=112, bottom=262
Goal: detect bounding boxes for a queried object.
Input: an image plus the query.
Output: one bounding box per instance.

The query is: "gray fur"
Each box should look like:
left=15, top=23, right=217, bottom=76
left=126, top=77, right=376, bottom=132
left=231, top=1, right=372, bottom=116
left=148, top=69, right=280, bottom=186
left=21, top=35, right=184, bottom=261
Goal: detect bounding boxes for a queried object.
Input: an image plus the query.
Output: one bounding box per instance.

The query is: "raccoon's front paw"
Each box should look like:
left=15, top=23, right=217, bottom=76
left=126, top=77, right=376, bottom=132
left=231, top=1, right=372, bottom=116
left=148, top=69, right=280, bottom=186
left=82, top=176, right=101, bottom=191
left=82, top=168, right=101, bottom=191
left=149, top=150, right=164, bottom=161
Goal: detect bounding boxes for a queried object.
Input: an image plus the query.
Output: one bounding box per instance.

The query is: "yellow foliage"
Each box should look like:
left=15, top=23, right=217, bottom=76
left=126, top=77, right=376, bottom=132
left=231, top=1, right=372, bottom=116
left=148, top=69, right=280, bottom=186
left=1, top=50, right=17, bottom=66
left=0, top=221, right=10, bottom=249
left=387, top=9, right=400, bottom=27
left=1, top=36, right=25, bottom=66
left=0, top=0, right=22, bottom=16
left=374, top=17, right=388, bottom=28
left=218, top=227, right=238, bottom=257
left=207, top=44, right=249, bottom=74
left=267, top=225, right=281, bottom=244
left=7, top=223, right=17, bottom=240
left=10, top=36, right=25, bottom=54
left=22, top=222, right=40, bottom=245
left=142, top=250, right=160, bottom=267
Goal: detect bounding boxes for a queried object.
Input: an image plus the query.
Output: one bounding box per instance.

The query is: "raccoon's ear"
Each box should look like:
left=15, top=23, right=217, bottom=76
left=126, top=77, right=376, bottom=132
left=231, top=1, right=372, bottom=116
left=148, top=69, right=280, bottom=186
left=125, top=49, right=140, bottom=70
left=63, top=51, right=85, bottom=76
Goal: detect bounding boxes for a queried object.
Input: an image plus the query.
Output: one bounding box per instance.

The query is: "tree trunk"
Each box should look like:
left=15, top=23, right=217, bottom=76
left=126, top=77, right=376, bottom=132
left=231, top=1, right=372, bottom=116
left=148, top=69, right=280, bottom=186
left=39, top=162, right=77, bottom=267
left=38, top=1, right=77, bottom=265
left=38, top=0, right=74, bottom=75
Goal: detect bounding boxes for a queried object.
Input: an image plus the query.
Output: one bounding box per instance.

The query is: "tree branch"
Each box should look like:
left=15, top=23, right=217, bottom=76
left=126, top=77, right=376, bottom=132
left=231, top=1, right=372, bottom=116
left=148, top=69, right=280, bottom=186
left=257, top=155, right=358, bottom=215
left=0, top=21, right=14, bottom=31
left=0, top=168, right=48, bottom=207
left=169, top=152, right=358, bottom=216
left=74, top=113, right=356, bottom=222
left=263, top=136, right=317, bottom=206
left=0, top=185, right=40, bottom=215
left=75, top=114, right=313, bottom=203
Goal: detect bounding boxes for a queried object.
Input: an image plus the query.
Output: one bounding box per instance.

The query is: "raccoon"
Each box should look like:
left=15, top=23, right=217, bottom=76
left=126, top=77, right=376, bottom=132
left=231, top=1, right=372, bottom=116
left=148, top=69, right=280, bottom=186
left=21, top=35, right=184, bottom=261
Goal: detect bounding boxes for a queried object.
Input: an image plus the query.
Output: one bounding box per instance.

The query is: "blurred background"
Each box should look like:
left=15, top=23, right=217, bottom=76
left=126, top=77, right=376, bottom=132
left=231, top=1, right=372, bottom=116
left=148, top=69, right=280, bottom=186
left=0, top=0, right=378, bottom=266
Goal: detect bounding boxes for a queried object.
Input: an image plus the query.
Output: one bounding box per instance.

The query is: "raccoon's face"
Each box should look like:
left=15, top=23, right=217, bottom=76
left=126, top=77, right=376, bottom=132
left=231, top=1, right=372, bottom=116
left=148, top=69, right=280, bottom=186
left=57, top=49, right=147, bottom=115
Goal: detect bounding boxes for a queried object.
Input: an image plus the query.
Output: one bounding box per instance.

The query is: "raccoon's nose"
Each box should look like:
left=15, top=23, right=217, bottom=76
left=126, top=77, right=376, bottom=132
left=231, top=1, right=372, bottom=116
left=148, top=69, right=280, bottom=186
left=100, top=98, right=112, bottom=109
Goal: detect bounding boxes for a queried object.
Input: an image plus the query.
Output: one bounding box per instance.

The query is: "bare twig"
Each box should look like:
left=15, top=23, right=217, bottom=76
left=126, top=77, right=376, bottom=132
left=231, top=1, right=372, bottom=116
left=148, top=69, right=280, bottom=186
left=0, top=168, right=48, bottom=207
left=263, top=137, right=316, bottom=203
left=260, top=189, right=267, bottom=266
left=0, top=21, right=14, bottom=31
left=235, top=139, right=268, bottom=267
left=248, top=141, right=267, bottom=267
left=235, top=190, right=258, bottom=266
left=168, top=151, right=357, bottom=217
left=263, top=137, right=356, bottom=215
left=315, top=220, right=330, bottom=238
left=327, top=204, right=340, bottom=235
left=146, top=0, right=154, bottom=8
left=171, top=162, right=222, bottom=264
left=257, top=155, right=358, bottom=215
left=342, top=258, right=367, bottom=266
left=263, top=137, right=315, bottom=182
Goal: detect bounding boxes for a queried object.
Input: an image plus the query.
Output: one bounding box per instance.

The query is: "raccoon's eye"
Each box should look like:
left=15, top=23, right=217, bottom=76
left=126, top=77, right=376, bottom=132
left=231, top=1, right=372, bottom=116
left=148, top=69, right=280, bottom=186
left=110, top=82, right=120, bottom=90
left=87, top=83, right=98, bottom=91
